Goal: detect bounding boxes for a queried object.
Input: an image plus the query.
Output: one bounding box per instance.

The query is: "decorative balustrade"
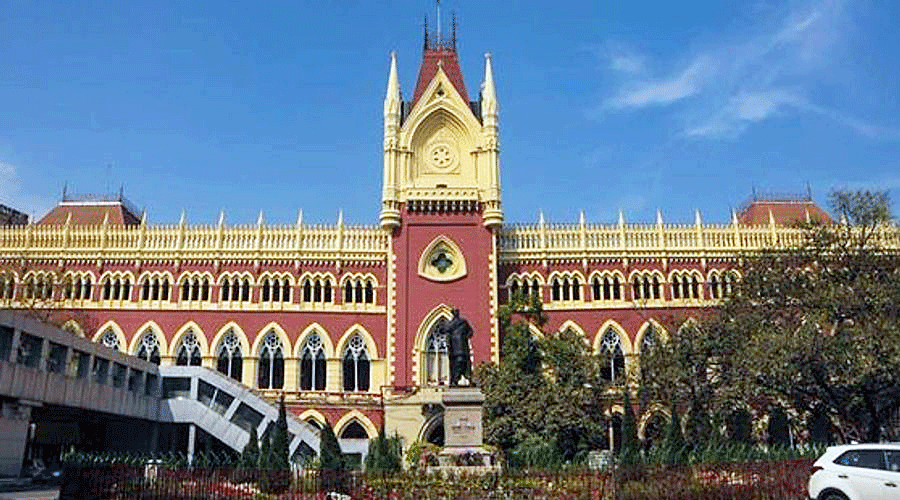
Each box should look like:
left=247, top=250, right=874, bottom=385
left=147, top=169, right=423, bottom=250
left=499, top=222, right=900, bottom=260
left=0, top=223, right=389, bottom=263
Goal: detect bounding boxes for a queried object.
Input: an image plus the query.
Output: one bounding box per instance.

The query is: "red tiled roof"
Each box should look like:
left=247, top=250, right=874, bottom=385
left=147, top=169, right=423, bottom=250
left=410, top=49, right=468, bottom=110
left=37, top=202, right=141, bottom=226
left=738, top=201, right=832, bottom=226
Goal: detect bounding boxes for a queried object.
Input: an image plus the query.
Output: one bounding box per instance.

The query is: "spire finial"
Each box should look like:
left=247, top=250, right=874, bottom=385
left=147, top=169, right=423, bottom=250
left=436, top=0, right=441, bottom=45
left=423, top=14, right=428, bottom=50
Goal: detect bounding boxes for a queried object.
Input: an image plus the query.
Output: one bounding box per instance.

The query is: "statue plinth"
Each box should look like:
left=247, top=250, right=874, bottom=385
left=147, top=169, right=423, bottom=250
left=442, top=387, right=484, bottom=448
left=437, top=387, right=496, bottom=470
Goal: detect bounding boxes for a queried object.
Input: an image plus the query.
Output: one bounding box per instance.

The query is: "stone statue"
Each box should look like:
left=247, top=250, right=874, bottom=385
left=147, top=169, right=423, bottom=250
left=440, top=308, right=473, bottom=387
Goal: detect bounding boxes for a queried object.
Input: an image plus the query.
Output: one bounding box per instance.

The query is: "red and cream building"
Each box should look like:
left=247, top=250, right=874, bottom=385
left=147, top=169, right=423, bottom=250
left=0, top=23, right=874, bottom=453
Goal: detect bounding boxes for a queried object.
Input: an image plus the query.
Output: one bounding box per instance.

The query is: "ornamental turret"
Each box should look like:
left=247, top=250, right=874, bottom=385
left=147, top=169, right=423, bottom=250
left=379, top=14, right=503, bottom=230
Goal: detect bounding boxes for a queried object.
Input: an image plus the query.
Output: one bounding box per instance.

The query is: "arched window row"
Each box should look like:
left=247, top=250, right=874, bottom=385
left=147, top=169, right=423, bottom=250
left=343, top=277, right=375, bottom=305
left=220, top=275, right=252, bottom=303
left=592, top=274, right=624, bottom=301
left=63, top=273, right=93, bottom=301
left=140, top=274, right=171, bottom=302
left=301, top=276, right=333, bottom=304
left=507, top=275, right=541, bottom=302
left=23, top=273, right=56, bottom=300
left=180, top=275, right=211, bottom=303
left=670, top=272, right=702, bottom=301
left=550, top=273, right=582, bottom=302
left=100, top=274, right=132, bottom=301
left=260, top=276, right=291, bottom=303
left=631, top=272, right=663, bottom=301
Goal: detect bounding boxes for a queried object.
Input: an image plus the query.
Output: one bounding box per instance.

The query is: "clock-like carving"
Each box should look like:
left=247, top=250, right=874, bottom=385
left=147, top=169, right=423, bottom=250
left=427, top=142, right=458, bottom=172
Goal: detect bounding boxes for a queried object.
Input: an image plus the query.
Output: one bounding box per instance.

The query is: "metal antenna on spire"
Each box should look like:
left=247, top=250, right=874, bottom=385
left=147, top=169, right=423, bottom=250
left=436, top=0, right=442, bottom=45
left=451, top=11, right=457, bottom=49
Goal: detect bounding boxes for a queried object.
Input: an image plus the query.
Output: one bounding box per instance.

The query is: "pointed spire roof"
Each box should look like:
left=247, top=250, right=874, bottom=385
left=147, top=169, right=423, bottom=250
left=410, top=14, right=468, bottom=110
left=384, top=51, right=401, bottom=114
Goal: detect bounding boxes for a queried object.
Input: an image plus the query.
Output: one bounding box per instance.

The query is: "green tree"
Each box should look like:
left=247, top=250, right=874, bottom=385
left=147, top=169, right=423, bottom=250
left=620, top=391, right=639, bottom=460
left=663, top=405, right=686, bottom=464
left=319, top=421, right=345, bottom=473
left=240, top=426, right=260, bottom=468
left=270, top=396, right=290, bottom=470
left=478, top=291, right=604, bottom=464
left=259, top=426, right=272, bottom=470
left=641, top=190, right=900, bottom=443
left=365, top=428, right=402, bottom=474
left=319, top=421, right=348, bottom=494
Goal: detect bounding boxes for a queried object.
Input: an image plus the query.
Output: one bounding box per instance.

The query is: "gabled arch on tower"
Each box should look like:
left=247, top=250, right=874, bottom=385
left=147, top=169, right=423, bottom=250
left=418, top=236, right=467, bottom=282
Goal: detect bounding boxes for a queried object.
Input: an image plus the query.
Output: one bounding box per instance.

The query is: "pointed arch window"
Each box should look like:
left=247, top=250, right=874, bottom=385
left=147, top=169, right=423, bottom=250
left=258, top=332, right=284, bottom=390
left=176, top=331, right=202, bottom=366
left=424, top=320, right=450, bottom=385
left=216, top=331, right=243, bottom=381
left=100, top=329, right=120, bottom=351
left=300, top=334, right=326, bottom=391
left=598, top=329, right=625, bottom=384
left=137, top=331, right=161, bottom=365
left=342, top=334, right=370, bottom=392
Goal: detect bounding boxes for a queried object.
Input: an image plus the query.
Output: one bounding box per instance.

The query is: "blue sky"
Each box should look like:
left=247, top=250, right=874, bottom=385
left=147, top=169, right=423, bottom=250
left=1, top=0, right=899, bottom=226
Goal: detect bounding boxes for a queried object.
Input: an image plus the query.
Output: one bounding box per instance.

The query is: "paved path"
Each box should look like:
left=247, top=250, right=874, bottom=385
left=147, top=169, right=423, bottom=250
left=0, top=489, right=58, bottom=500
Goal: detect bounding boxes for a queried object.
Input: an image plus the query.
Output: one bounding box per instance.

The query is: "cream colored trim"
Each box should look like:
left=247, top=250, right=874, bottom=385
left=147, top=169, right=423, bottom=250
left=557, top=319, right=588, bottom=343
left=93, top=320, right=127, bottom=353
left=638, top=404, right=671, bottom=440
left=594, top=319, right=633, bottom=355
left=210, top=322, right=251, bottom=356
left=412, top=303, right=453, bottom=384
left=335, top=325, right=379, bottom=359
left=130, top=320, right=168, bottom=355
left=251, top=322, right=291, bottom=355
left=417, top=236, right=467, bottom=282
left=634, top=319, right=669, bottom=351
left=334, top=410, right=378, bottom=440
left=171, top=321, right=209, bottom=357
left=295, top=323, right=335, bottom=359
left=60, top=319, right=86, bottom=338
left=298, top=409, right=327, bottom=428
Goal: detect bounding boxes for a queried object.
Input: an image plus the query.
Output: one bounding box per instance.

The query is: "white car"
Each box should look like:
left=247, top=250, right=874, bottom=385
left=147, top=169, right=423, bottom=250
left=808, top=443, right=900, bottom=500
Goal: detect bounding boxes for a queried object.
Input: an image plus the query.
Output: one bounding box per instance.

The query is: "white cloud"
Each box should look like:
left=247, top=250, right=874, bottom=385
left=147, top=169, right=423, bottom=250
left=685, top=89, right=802, bottom=138
left=609, top=52, right=645, bottom=74
left=606, top=56, right=716, bottom=109
left=596, top=0, right=895, bottom=141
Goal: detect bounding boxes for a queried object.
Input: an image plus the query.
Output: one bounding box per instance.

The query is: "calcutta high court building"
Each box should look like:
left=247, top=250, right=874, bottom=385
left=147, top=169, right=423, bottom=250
left=0, top=18, right=835, bottom=457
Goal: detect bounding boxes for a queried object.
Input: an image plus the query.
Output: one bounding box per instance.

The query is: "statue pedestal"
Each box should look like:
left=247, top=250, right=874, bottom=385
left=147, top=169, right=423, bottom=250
left=436, top=387, right=497, bottom=470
